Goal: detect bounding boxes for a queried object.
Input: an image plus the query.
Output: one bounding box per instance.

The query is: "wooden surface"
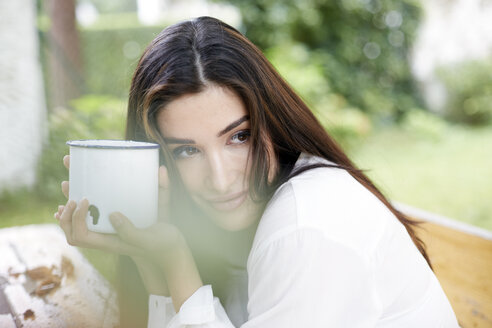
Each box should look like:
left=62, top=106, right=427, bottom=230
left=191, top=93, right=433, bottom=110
left=0, top=224, right=119, bottom=328
left=417, top=220, right=492, bottom=328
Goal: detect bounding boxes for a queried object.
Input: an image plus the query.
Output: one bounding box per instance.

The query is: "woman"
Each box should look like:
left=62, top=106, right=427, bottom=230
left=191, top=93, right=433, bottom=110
left=56, top=16, right=459, bottom=327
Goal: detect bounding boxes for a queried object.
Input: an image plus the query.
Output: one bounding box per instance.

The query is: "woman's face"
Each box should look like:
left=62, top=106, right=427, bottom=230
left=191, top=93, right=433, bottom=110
left=156, top=85, right=265, bottom=231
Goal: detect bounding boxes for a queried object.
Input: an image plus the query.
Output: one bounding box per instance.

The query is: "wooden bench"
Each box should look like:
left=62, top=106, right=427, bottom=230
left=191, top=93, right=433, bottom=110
left=397, top=203, right=492, bottom=328
left=0, top=224, right=118, bottom=328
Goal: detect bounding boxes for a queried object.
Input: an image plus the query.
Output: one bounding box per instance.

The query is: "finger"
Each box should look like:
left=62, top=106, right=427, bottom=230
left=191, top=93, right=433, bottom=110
left=72, top=198, right=90, bottom=243
left=59, top=200, right=77, bottom=245
left=109, top=212, right=151, bottom=249
left=68, top=203, right=146, bottom=257
left=56, top=200, right=145, bottom=257
left=63, top=155, right=70, bottom=170
left=158, top=166, right=169, bottom=189
left=61, top=181, right=69, bottom=199
left=54, top=205, right=65, bottom=220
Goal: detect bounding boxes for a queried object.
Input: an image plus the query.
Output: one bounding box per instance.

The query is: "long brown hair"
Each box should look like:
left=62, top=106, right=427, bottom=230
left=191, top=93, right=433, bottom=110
left=121, top=16, right=430, bottom=327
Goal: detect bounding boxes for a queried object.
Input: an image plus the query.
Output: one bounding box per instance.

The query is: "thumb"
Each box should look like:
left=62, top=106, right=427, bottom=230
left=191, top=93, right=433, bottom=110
left=109, top=212, right=148, bottom=247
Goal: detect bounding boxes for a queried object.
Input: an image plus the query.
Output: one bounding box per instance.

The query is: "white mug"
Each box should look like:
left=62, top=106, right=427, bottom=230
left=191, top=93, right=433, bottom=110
left=67, top=139, right=159, bottom=233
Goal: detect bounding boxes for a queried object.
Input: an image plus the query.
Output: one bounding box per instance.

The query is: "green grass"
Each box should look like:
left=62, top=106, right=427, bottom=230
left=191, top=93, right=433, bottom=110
left=0, top=193, right=54, bottom=227
left=348, top=125, right=492, bottom=230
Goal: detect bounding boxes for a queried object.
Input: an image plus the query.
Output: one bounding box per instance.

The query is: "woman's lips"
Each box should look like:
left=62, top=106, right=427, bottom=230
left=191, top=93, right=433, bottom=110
left=204, top=191, right=248, bottom=211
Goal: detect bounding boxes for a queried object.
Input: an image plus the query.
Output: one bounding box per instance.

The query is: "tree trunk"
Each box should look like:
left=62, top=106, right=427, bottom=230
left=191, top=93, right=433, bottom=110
left=46, top=0, right=83, bottom=108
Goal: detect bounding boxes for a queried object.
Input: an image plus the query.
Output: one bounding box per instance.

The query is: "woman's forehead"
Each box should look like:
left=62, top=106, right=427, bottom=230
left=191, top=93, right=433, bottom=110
left=156, top=85, right=248, bottom=137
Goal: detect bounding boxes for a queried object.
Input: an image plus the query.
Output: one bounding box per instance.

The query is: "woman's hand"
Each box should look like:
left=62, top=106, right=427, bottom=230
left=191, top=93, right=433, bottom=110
left=55, top=155, right=185, bottom=258
left=58, top=197, right=175, bottom=296
left=55, top=156, right=183, bottom=269
left=58, top=198, right=145, bottom=255
left=55, top=155, right=202, bottom=309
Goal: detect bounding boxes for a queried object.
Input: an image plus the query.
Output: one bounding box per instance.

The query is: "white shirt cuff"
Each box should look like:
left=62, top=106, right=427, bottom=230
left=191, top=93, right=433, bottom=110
left=169, top=285, right=215, bottom=327
left=148, top=294, right=175, bottom=328
left=148, top=285, right=218, bottom=328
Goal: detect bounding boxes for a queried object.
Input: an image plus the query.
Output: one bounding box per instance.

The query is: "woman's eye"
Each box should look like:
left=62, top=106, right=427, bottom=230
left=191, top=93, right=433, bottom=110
left=230, top=130, right=250, bottom=144
left=173, top=146, right=200, bottom=159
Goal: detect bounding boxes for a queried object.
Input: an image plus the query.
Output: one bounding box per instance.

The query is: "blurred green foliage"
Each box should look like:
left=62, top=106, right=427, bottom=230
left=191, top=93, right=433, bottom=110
left=436, top=58, right=492, bottom=125
left=266, top=42, right=371, bottom=148
left=401, top=108, right=449, bottom=140
left=80, top=24, right=164, bottom=98
left=219, top=0, right=423, bottom=121
left=80, top=0, right=137, bottom=14
left=37, top=10, right=165, bottom=98
left=35, top=95, right=127, bottom=201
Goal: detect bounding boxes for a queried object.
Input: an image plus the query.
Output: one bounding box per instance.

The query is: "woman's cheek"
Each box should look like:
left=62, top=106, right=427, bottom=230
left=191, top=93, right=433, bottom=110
left=176, top=161, right=203, bottom=194
left=230, top=145, right=251, bottom=172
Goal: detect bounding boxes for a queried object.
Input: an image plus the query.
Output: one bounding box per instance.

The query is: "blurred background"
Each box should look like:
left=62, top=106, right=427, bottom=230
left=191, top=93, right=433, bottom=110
left=0, top=0, right=491, bottom=276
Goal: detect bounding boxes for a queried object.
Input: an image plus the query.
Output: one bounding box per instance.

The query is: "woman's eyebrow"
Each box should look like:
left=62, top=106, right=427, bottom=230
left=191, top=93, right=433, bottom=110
left=217, top=115, right=249, bottom=137
left=163, top=115, right=250, bottom=144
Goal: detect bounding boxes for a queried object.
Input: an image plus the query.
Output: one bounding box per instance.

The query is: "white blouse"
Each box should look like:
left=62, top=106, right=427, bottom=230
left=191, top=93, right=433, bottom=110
left=147, top=153, right=459, bottom=327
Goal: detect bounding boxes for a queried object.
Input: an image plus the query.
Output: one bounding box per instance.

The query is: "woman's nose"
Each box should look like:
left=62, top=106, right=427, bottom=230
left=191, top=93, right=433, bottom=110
left=206, top=152, right=234, bottom=193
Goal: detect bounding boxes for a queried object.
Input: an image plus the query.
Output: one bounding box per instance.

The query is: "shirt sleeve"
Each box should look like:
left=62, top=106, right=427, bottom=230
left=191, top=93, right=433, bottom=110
left=147, top=285, right=235, bottom=328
